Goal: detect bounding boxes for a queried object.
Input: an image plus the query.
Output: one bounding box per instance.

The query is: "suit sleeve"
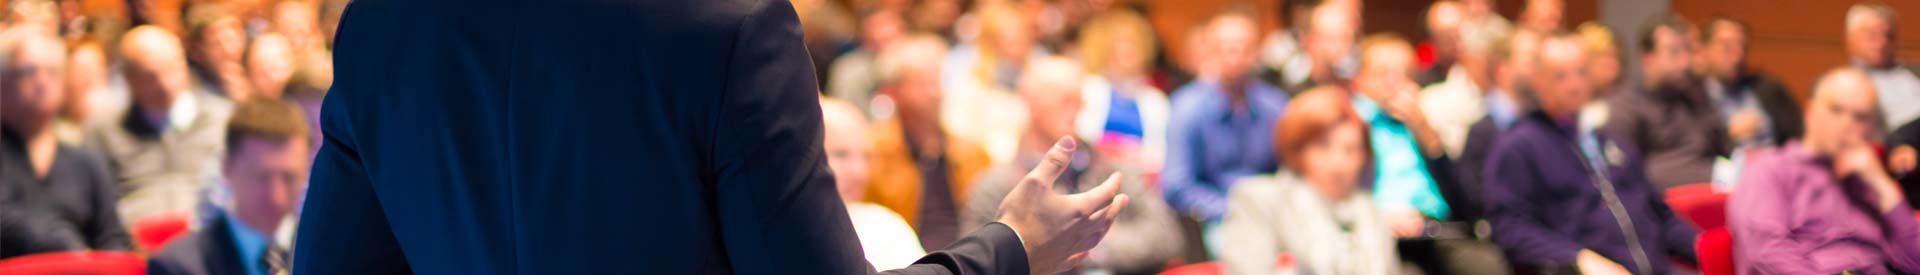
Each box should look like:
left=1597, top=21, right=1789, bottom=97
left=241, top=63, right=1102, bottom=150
left=708, top=1, right=1026, bottom=274
left=291, top=3, right=412, bottom=272
left=1483, top=143, right=1584, bottom=267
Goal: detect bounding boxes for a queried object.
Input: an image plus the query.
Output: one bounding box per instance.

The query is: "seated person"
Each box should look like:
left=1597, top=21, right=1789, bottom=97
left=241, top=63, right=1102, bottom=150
left=1350, top=32, right=1505, bottom=275
left=964, top=57, right=1184, bottom=274
left=150, top=99, right=311, bottom=275
left=1729, top=67, right=1920, bottom=274
left=87, top=26, right=235, bottom=223
left=1163, top=9, right=1290, bottom=225
left=0, top=32, right=131, bottom=258
left=1484, top=32, right=1696, bottom=275
left=864, top=34, right=996, bottom=252
left=1220, top=87, right=1396, bottom=275
left=819, top=97, right=926, bottom=270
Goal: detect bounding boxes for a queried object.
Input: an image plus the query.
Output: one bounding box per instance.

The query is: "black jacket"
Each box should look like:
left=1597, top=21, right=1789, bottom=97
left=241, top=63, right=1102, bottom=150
left=0, top=128, right=131, bottom=259
left=1727, top=72, right=1805, bottom=147
left=293, top=0, right=1028, bottom=274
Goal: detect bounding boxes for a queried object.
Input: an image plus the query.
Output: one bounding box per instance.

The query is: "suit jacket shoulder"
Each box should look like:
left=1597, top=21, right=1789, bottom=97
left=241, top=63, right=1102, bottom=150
left=150, top=216, right=245, bottom=275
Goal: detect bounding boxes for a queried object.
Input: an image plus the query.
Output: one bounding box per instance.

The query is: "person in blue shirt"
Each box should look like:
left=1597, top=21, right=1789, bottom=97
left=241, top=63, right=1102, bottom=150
left=150, top=99, right=310, bottom=275
left=1162, top=10, right=1290, bottom=225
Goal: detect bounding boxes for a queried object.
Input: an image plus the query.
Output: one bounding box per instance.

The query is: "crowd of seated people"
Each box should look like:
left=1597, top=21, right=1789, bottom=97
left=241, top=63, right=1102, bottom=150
left=7, top=0, right=1920, bottom=274
left=1, top=0, right=338, bottom=271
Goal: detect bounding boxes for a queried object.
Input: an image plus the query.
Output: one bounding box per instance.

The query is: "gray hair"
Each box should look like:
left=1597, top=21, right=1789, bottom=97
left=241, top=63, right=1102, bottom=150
left=1847, top=2, right=1897, bottom=33
left=1461, top=16, right=1514, bottom=55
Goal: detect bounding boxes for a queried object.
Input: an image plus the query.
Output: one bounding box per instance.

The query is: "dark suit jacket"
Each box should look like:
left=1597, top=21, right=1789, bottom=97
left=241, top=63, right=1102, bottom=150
left=148, top=215, right=247, bottom=275
left=1729, top=72, right=1804, bottom=147
left=293, top=0, right=1028, bottom=274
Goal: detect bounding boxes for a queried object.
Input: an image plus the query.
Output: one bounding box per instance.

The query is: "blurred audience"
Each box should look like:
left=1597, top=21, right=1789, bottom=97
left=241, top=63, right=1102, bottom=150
left=85, top=25, right=233, bottom=224
left=183, top=3, right=250, bottom=100
left=1575, top=22, right=1620, bottom=132
left=942, top=1, right=1042, bottom=162
left=1698, top=16, right=1801, bottom=149
left=1518, top=0, right=1564, bottom=33
left=1219, top=87, right=1396, bottom=275
left=820, top=97, right=926, bottom=270
left=828, top=8, right=907, bottom=117
left=1273, top=1, right=1356, bottom=93
left=1421, top=15, right=1510, bottom=160
left=127, top=0, right=185, bottom=35
left=1350, top=33, right=1507, bottom=275
left=1485, top=31, right=1697, bottom=275
left=1259, top=0, right=1317, bottom=90
left=1417, top=1, right=1464, bottom=86
left=244, top=33, right=294, bottom=101
left=0, top=30, right=131, bottom=258
left=1729, top=67, right=1920, bottom=275
left=1072, top=9, right=1169, bottom=179
left=864, top=34, right=994, bottom=252
left=1162, top=9, right=1287, bottom=227
left=1604, top=14, right=1726, bottom=190
left=1845, top=2, right=1920, bottom=206
left=1438, top=16, right=1519, bottom=196
left=963, top=56, right=1182, bottom=275
left=53, top=39, right=115, bottom=146
left=150, top=99, right=308, bottom=275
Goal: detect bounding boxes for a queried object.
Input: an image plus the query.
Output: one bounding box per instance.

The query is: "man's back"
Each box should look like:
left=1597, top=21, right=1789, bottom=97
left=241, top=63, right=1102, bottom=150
left=296, top=0, right=870, bottom=273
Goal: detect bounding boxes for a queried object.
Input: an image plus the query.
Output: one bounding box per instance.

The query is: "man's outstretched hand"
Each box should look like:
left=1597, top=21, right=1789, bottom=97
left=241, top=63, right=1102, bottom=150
left=994, top=137, right=1131, bottom=275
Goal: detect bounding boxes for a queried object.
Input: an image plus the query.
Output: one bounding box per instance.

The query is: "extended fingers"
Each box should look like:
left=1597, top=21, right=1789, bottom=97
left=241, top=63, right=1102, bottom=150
left=1021, top=137, right=1078, bottom=190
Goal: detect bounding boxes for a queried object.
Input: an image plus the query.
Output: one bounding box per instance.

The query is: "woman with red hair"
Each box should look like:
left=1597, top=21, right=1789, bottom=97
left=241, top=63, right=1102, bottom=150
left=1218, top=87, right=1397, bottom=275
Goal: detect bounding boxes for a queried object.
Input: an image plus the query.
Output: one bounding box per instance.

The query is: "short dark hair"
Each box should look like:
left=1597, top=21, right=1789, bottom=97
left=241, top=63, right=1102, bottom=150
left=1637, top=12, right=1692, bottom=54
left=225, top=99, right=312, bottom=157
left=1700, top=15, right=1747, bottom=43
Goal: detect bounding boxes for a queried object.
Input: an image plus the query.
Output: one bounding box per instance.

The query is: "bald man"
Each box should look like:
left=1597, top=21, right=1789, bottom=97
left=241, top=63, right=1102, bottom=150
left=85, top=25, right=234, bottom=223
left=1729, top=68, right=1920, bottom=274
left=1418, top=1, right=1465, bottom=86
left=965, top=57, right=1183, bottom=275
left=246, top=33, right=296, bottom=101
left=0, top=32, right=133, bottom=259
left=821, top=97, right=927, bottom=270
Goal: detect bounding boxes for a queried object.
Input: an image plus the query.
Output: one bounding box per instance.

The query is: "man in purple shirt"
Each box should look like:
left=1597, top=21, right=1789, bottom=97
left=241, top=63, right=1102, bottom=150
left=1729, top=67, right=1920, bottom=275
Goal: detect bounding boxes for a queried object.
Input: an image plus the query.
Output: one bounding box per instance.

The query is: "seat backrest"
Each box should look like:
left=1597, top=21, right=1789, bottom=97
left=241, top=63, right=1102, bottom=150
left=1668, top=192, right=1730, bottom=229
left=0, top=251, right=147, bottom=275
left=132, top=211, right=192, bottom=251
left=1695, top=228, right=1734, bottom=275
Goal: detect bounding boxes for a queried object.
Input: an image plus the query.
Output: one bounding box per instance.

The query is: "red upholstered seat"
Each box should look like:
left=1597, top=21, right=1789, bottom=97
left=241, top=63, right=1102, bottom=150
left=0, top=251, right=146, bottom=275
left=132, top=211, right=192, bottom=251
left=1696, top=228, right=1734, bottom=275
left=1658, top=189, right=1735, bottom=229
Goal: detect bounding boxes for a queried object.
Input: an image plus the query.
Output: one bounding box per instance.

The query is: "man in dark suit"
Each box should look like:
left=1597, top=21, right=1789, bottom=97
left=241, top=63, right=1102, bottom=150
left=151, top=99, right=311, bottom=275
left=291, top=0, right=1129, bottom=274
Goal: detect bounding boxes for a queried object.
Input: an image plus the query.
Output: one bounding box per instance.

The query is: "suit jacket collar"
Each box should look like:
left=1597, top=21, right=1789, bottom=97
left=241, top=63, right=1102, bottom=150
left=198, top=214, right=254, bottom=275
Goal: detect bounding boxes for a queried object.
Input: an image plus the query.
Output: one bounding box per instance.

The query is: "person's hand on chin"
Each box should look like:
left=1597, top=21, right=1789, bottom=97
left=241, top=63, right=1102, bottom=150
left=995, top=137, right=1131, bottom=275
